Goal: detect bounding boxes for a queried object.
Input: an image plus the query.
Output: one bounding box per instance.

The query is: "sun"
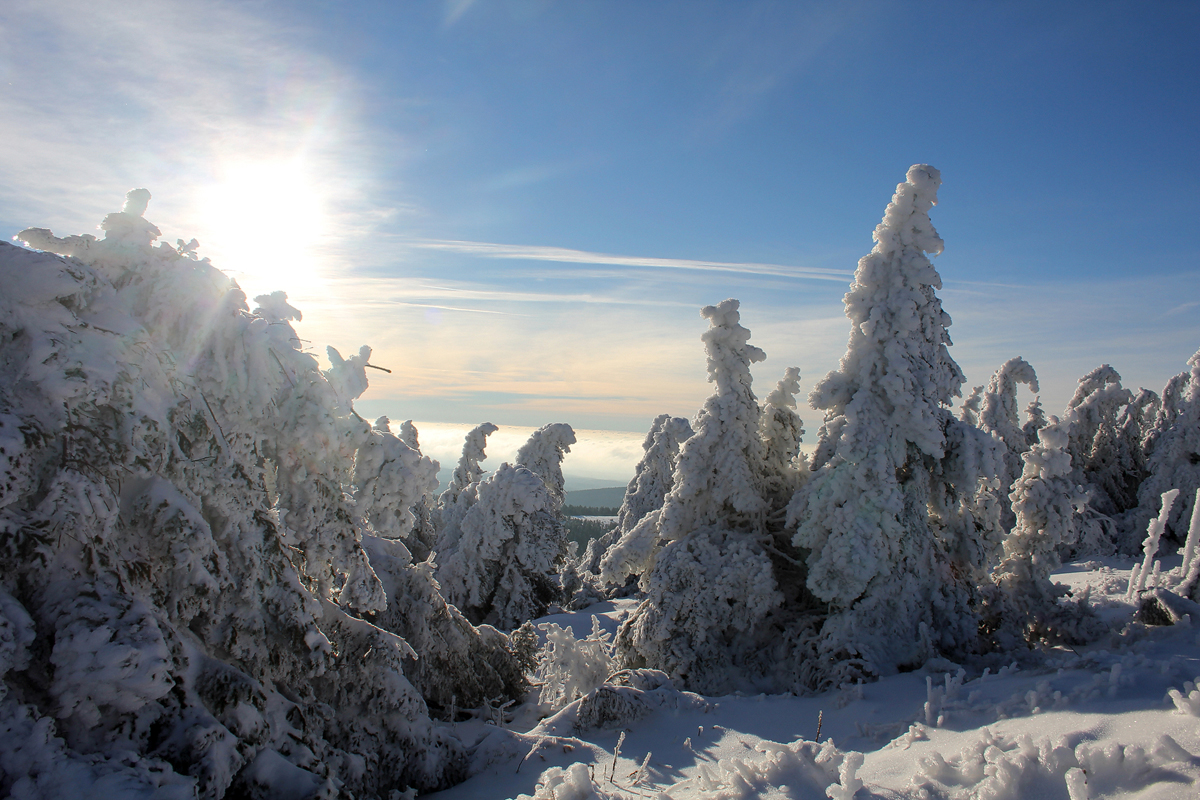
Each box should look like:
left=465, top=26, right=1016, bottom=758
left=196, top=159, right=328, bottom=299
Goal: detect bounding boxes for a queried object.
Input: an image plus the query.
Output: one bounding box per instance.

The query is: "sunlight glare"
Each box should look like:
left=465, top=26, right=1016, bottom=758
left=198, top=160, right=328, bottom=299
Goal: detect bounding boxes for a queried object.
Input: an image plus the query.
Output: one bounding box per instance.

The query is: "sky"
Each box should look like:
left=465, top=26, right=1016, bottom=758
left=2, top=0, right=1198, bottom=483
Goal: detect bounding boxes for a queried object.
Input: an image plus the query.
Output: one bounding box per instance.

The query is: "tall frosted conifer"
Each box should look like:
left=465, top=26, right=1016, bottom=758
left=788, top=165, right=984, bottom=685
left=616, top=300, right=783, bottom=693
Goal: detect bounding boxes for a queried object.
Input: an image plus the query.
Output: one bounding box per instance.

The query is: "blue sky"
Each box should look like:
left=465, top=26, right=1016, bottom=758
left=2, top=0, right=1198, bottom=480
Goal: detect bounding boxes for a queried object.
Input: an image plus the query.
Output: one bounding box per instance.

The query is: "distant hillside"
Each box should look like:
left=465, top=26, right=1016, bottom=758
left=436, top=470, right=629, bottom=501
left=565, top=485, right=626, bottom=509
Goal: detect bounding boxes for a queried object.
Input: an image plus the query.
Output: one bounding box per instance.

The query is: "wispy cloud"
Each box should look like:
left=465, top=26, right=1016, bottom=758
left=387, top=301, right=526, bottom=316
left=410, top=239, right=852, bottom=282
left=314, top=277, right=702, bottom=310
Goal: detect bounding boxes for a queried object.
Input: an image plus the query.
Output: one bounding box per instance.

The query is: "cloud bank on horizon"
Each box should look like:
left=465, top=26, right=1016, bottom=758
left=2, top=0, right=1197, bottom=482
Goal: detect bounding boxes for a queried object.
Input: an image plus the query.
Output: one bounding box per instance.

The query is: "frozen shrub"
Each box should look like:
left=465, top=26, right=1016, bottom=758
left=536, top=616, right=614, bottom=710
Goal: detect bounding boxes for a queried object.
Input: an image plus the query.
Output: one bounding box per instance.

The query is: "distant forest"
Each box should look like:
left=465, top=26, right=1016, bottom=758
left=562, top=505, right=619, bottom=517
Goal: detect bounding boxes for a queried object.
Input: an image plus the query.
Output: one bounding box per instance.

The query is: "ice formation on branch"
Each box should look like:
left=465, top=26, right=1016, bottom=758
left=0, top=192, right=528, bottom=797
left=787, top=165, right=991, bottom=685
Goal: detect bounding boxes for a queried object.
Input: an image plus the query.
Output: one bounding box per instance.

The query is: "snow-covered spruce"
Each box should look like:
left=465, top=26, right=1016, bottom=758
left=989, top=416, right=1102, bottom=647
left=1064, top=365, right=1136, bottom=520
left=787, top=165, right=1005, bottom=688
left=979, top=357, right=1039, bottom=484
left=615, top=300, right=794, bottom=694
left=436, top=463, right=568, bottom=630
left=1132, top=347, right=1200, bottom=551
left=589, top=413, right=692, bottom=586
left=759, top=366, right=809, bottom=505
left=433, top=421, right=499, bottom=562
left=0, top=193, right=529, bottom=798
left=515, top=422, right=577, bottom=512
left=439, top=421, right=499, bottom=510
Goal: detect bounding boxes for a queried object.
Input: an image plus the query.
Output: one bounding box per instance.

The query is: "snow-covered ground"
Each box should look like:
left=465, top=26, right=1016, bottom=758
left=429, top=559, right=1200, bottom=800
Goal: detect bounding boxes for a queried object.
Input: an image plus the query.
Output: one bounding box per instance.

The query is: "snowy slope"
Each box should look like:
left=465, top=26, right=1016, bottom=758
left=430, top=558, right=1200, bottom=800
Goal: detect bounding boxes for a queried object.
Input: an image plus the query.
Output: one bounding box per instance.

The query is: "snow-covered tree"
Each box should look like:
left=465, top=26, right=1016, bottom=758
left=515, top=422, right=576, bottom=511
left=971, top=357, right=1041, bottom=533
left=0, top=193, right=528, bottom=797
left=439, top=421, right=499, bottom=509
left=1023, top=396, right=1048, bottom=447
left=616, top=300, right=785, bottom=693
left=588, top=414, right=691, bottom=584
left=382, top=418, right=440, bottom=560
left=760, top=366, right=808, bottom=504
left=787, top=165, right=993, bottom=687
left=959, top=385, right=984, bottom=426
left=658, top=299, right=771, bottom=542
left=979, top=358, right=1039, bottom=472
left=616, top=414, right=694, bottom=535
left=1059, top=365, right=1133, bottom=516
left=989, top=417, right=1099, bottom=646
left=1133, top=347, right=1200, bottom=543
left=435, top=463, right=567, bottom=629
